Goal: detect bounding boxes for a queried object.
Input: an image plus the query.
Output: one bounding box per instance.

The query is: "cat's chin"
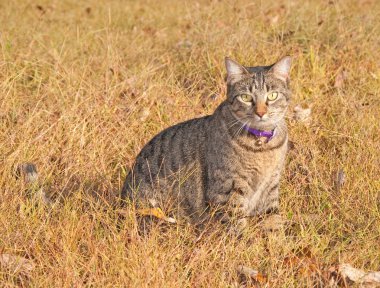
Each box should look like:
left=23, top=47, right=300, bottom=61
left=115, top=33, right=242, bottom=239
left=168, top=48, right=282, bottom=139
left=247, top=121, right=278, bottom=131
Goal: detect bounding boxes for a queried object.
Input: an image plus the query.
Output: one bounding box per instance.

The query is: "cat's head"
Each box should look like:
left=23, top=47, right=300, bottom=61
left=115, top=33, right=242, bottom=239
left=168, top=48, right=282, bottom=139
left=225, top=56, right=291, bottom=130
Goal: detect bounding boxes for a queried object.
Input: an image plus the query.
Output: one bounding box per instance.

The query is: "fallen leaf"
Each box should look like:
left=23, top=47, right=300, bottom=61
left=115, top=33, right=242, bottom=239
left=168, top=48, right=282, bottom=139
left=36, top=187, right=53, bottom=206
left=148, top=198, right=158, bottom=207
left=282, top=254, right=380, bottom=287
left=0, top=254, right=35, bottom=275
left=16, top=163, right=38, bottom=184
left=36, top=5, right=46, bottom=14
left=15, top=163, right=53, bottom=207
left=270, top=15, right=280, bottom=25
left=176, top=39, right=192, bottom=49
left=338, top=263, right=380, bottom=286
left=136, top=207, right=176, bottom=223
left=139, top=107, right=150, bottom=121
left=334, top=69, right=348, bottom=89
left=293, top=105, right=312, bottom=125
left=370, top=72, right=378, bottom=79
left=237, top=265, right=268, bottom=284
left=333, top=168, right=346, bottom=193
left=283, top=247, right=321, bottom=277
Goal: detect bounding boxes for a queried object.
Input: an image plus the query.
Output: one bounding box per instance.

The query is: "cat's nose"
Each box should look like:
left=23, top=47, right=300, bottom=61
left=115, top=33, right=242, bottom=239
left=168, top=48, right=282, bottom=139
left=255, top=103, right=267, bottom=118
left=255, top=109, right=267, bottom=118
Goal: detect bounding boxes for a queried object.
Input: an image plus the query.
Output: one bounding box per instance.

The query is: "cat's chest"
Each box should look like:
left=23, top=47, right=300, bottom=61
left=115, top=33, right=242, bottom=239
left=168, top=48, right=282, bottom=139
left=230, top=139, right=287, bottom=186
left=242, top=152, right=281, bottom=176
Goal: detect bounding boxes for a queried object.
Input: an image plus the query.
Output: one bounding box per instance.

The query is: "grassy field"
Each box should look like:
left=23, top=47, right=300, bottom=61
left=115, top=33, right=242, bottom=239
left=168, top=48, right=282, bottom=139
left=1, top=0, right=380, bottom=286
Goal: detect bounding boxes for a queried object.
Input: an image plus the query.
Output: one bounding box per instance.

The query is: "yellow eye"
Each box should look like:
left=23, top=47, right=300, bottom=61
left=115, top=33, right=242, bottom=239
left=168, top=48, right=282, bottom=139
left=267, top=92, right=278, bottom=101
left=240, top=94, right=252, bottom=102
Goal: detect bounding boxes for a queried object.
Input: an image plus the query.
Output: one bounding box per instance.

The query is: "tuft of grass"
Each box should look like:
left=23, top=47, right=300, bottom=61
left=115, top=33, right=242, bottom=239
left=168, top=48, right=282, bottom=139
left=1, top=0, right=380, bottom=286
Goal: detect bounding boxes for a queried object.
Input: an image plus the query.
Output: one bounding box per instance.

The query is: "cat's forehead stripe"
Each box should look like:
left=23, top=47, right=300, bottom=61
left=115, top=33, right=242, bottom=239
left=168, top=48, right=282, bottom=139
left=262, top=72, right=266, bottom=90
left=258, top=72, right=262, bottom=90
left=253, top=71, right=265, bottom=90
left=253, top=75, right=258, bottom=89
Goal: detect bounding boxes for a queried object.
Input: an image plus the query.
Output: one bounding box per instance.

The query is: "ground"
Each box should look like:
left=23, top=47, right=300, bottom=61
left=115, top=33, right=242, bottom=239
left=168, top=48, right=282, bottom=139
left=0, top=0, right=379, bottom=287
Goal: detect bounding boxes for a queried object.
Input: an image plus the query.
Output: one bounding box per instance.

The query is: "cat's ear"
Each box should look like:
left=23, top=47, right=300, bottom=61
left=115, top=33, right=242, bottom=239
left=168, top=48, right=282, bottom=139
left=225, top=57, right=249, bottom=84
left=269, top=56, right=292, bottom=82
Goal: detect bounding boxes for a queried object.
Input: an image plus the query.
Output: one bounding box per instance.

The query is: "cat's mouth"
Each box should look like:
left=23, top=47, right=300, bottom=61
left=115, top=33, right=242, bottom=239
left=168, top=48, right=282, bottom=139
left=252, top=113, right=269, bottom=121
left=246, top=117, right=277, bottom=131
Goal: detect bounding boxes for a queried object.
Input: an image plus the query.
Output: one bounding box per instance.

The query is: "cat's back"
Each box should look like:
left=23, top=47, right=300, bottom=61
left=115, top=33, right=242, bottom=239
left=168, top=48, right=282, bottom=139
left=122, top=115, right=211, bottom=198
left=141, top=115, right=210, bottom=159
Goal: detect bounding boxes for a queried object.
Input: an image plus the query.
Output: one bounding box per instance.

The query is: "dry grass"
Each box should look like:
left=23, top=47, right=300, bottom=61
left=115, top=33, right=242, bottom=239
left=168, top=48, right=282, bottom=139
left=1, top=0, right=380, bottom=286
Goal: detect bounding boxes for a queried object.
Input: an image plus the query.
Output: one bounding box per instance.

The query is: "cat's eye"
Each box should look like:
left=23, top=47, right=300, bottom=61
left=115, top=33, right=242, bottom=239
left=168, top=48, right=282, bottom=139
left=267, top=92, right=278, bottom=101
left=240, top=94, right=253, bottom=102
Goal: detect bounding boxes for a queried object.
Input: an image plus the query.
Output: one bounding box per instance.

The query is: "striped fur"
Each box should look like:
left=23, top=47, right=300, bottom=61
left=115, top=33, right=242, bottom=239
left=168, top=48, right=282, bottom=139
left=122, top=56, right=291, bottom=226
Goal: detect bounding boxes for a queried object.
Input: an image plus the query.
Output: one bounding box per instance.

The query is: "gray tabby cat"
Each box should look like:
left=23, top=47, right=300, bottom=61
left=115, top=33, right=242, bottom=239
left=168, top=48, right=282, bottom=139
left=122, top=56, right=291, bottom=228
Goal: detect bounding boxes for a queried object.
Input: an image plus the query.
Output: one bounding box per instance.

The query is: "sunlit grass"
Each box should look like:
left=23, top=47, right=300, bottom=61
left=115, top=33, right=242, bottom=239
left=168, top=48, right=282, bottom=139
left=0, top=0, right=379, bottom=286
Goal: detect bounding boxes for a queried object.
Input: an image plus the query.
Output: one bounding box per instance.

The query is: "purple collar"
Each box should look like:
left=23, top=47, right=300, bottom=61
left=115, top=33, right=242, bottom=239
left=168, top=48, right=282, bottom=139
left=243, top=125, right=276, bottom=141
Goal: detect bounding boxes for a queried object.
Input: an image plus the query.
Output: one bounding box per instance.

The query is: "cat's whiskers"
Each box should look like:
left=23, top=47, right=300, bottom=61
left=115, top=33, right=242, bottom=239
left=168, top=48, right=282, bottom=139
left=226, top=120, right=241, bottom=130
left=232, top=120, right=249, bottom=139
left=223, top=117, right=248, bottom=136
left=226, top=117, right=246, bottom=129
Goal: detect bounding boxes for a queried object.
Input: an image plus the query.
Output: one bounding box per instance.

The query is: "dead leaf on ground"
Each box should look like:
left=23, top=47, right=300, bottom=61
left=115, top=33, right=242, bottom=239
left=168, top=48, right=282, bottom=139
left=333, top=168, right=346, bottom=193
left=16, top=163, right=38, bottom=184
left=293, top=105, right=312, bottom=125
left=136, top=207, right=176, bottom=223
left=282, top=249, right=380, bottom=287
left=15, top=163, right=53, bottom=207
left=36, top=187, right=53, bottom=206
left=176, top=39, right=192, bottom=49
left=138, top=107, right=151, bottom=121
left=283, top=247, right=321, bottom=277
left=117, top=207, right=176, bottom=223
left=336, top=263, right=380, bottom=287
left=237, top=265, right=268, bottom=285
left=0, top=254, right=35, bottom=275
left=270, top=15, right=280, bottom=25
left=334, top=69, right=348, bottom=89
left=36, top=5, right=46, bottom=14
left=264, top=4, right=287, bottom=26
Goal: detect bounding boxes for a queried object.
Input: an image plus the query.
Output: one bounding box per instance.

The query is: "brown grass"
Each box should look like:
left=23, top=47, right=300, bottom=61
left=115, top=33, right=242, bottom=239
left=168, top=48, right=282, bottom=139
left=1, top=0, right=380, bottom=286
